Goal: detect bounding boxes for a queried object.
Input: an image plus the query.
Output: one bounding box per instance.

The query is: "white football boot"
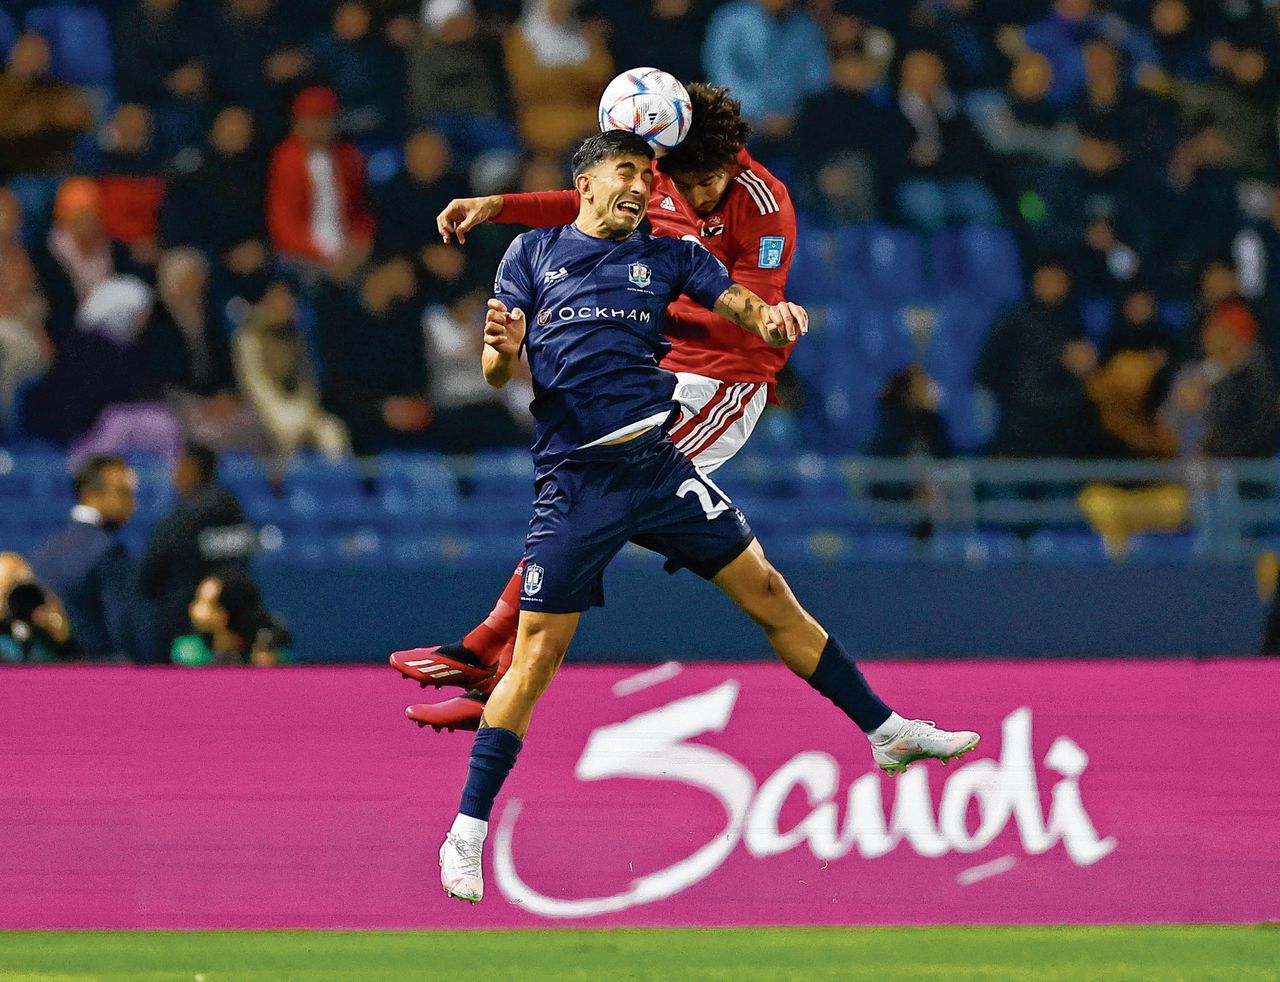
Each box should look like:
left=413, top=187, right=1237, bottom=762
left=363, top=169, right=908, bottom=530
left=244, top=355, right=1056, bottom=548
left=872, top=719, right=980, bottom=775
left=440, top=831, right=485, bottom=904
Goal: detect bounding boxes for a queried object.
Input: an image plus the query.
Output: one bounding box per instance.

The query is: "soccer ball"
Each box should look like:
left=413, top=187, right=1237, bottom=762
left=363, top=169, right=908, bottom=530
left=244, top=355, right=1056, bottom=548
left=597, top=68, right=692, bottom=156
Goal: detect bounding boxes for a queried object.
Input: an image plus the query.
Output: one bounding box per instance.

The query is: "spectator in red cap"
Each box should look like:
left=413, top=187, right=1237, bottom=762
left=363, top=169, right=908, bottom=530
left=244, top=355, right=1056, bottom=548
left=1167, top=300, right=1280, bottom=458
left=266, top=85, right=374, bottom=282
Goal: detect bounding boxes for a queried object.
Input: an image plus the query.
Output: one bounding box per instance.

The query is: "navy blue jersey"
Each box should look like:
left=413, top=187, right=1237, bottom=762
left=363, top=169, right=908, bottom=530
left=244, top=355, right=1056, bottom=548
left=493, top=224, right=734, bottom=467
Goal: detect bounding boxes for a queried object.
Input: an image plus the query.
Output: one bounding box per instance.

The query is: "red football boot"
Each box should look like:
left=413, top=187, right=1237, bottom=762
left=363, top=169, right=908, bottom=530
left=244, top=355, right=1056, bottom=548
left=389, top=645, right=496, bottom=689
left=406, top=691, right=487, bottom=732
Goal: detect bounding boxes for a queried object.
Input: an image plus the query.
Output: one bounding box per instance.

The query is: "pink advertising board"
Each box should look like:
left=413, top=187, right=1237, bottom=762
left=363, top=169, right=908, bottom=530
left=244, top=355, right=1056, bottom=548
left=1, top=661, right=1277, bottom=929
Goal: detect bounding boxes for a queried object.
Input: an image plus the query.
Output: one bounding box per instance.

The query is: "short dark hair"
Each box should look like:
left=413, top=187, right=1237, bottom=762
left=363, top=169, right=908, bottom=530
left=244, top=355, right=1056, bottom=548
left=182, top=441, right=218, bottom=487
left=72, top=454, right=128, bottom=501
left=212, top=568, right=267, bottom=643
left=571, top=130, right=654, bottom=178
left=659, top=83, right=751, bottom=176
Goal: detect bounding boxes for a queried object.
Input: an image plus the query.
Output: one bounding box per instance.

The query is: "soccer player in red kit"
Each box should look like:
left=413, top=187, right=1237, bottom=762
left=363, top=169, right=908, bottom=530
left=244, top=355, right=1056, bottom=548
left=393, top=84, right=802, bottom=730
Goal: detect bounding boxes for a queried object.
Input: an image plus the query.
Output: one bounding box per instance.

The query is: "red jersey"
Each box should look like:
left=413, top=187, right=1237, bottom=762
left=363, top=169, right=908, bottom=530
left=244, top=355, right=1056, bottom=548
left=495, top=149, right=797, bottom=388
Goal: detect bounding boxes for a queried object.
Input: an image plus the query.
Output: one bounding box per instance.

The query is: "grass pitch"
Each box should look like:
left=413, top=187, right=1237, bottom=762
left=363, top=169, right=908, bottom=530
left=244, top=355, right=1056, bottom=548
left=0, top=926, right=1275, bottom=982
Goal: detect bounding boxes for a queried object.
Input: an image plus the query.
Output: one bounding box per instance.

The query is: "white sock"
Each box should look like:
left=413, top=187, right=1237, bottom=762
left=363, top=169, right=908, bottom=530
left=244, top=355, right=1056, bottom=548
left=451, top=813, right=488, bottom=841
left=868, top=712, right=907, bottom=745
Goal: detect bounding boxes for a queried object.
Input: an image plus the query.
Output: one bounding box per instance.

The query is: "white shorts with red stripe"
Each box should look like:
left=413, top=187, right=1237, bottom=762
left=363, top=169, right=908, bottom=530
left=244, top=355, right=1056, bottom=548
left=668, top=372, right=768, bottom=474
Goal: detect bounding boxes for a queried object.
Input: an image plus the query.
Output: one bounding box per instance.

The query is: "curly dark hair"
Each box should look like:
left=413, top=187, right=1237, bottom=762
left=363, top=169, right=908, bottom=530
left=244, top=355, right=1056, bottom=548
left=659, top=82, right=751, bottom=175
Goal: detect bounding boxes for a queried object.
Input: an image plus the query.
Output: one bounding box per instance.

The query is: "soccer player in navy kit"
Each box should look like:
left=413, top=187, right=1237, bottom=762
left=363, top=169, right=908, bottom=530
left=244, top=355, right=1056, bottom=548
left=438, top=131, right=980, bottom=904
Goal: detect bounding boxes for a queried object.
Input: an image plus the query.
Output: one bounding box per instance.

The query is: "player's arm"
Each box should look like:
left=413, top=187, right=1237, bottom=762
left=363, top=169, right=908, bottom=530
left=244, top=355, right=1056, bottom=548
left=674, top=238, right=806, bottom=347
left=437, top=191, right=581, bottom=244
left=482, top=300, right=525, bottom=388
left=713, top=284, right=807, bottom=348
left=484, top=238, right=534, bottom=386
left=726, top=185, right=797, bottom=305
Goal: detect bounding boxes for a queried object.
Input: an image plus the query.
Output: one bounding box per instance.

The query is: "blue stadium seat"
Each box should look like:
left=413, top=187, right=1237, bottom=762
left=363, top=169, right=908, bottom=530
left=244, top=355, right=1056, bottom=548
left=377, top=454, right=460, bottom=518
left=218, top=453, right=272, bottom=500
left=327, top=528, right=389, bottom=565
left=938, top=384, right=998, bottom=453
left=384, top=532, right=476, bottom=573
left=839, top=303, right=917, bottom=384
left=0, top=469, right=69, bottom=511
left=1126, top=532, right=1203, bottom=562
left=747, top=409, right=802, bottom=455
left=787, top=222, right=842, bottom=305
left=930, top=226, right=1022, bottom=303
left=758, top=532, right=820, bottom=564
left=282, top=457, right=368, bottom=518
left=1025, top=529, right=1109, bottom=564
left=833, top=225, right=927, bottom=304
left=850, top=529, right=916, bottom=563
left=25, top=4, right=114, bottom=85
left=928, top=529, right=1021, bottom=564
left=356, top=141, right=403, bottom=184
left=7, top=173, right=62, bottom=247
left=785, top=316, right=828, bottom=385
left=454, top=495, right=531, bottom=533
left=268, top=532, right=331, bottom=568
left=1160, top=300, right=1192, bottom=331
left=1079, top=297, right=1112, bottom=342
left=0, top=10, right=17, bottom=60
left=240, top=491, right=292, bottom=530
left=469, top=449, right=534, bottom=499
left=814, top=377, right=883, bottom=453
left=931, top=291, right=1000, bottom=349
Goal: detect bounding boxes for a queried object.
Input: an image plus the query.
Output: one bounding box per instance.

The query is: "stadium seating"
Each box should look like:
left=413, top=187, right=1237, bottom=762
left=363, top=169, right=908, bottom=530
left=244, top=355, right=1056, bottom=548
left=833, top=225, right=927, bottom=305
left=7, top=173, right=62, bottom=248
left=928, top=225, right=1023, bottom=304
left=25, top=3, right=114, bottom=86
left=0, top=10, right=17, bottom=60
left=6, top=448, right=1279, bottom=576
left=1025, top=528, right=1110, bottom=564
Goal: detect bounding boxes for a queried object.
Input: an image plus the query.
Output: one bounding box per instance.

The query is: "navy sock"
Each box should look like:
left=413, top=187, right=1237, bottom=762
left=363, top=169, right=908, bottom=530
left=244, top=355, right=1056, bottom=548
left=806, top=636, right=892, bottom=732
left=458, top=726, right=523, bottom=821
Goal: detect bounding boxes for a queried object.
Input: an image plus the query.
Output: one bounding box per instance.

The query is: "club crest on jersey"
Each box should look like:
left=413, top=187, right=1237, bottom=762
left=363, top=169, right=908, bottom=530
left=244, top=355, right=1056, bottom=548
left=628, top=263, right=652, bottom=288
left=758, top=236, right=785, bottom=269
left=537, top=308, right=552, bottom=326
left=659, top=196, right=677, bottom=212
left=523, top=562, right=544, bottom=596
left=701, top=221, right=725, bottom=238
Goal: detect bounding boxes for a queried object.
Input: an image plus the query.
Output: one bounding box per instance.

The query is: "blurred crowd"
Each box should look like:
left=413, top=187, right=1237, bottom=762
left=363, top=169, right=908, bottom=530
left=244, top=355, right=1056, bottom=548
left=1, top=445, right=291, bottom=663
left=1, top=0, right=1279, bottom=471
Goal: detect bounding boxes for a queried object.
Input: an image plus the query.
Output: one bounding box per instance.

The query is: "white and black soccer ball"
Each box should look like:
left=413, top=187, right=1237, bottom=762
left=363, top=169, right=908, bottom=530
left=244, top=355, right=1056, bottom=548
left=597, top=67, right=692, bottom=157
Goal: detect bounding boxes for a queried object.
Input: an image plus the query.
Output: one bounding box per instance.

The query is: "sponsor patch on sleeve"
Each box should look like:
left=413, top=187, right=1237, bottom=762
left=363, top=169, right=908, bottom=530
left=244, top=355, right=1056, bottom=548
left=758, top=236, right=785, bottom=269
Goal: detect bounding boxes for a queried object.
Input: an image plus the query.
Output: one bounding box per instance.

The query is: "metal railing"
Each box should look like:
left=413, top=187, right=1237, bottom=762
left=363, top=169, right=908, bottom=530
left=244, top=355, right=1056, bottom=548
left=722, top=454, right=1280, bottom=562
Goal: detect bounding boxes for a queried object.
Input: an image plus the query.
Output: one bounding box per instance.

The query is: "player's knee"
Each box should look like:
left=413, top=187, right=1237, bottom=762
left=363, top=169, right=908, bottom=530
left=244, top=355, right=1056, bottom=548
left=513, top=635, right=567, bottom=685
left=741, top=560, right=801, bottom=628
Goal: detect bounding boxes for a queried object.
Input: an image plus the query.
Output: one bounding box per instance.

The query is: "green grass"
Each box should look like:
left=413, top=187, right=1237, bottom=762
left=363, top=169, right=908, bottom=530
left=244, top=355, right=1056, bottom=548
left=0, top=926, right=1276, bottom=982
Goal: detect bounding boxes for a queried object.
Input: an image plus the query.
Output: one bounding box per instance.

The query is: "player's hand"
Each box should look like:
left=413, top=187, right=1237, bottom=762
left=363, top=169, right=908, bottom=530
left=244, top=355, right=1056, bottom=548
left=761, top=301, right=808, bottom=347
left=437, top=196, right=503, bottom=245
left=483, top=299, right=526, bottom=355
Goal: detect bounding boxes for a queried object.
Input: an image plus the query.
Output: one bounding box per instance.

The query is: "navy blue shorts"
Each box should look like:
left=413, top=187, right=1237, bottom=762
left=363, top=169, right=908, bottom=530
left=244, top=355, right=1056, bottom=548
left=519, top=428, right=755, bottom=613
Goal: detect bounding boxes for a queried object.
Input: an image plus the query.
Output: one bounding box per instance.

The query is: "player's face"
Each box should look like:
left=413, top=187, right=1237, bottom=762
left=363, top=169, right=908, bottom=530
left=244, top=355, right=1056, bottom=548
left=667, top=168, right=733, bottom=217
left=588, top=154, right=653, bottom=235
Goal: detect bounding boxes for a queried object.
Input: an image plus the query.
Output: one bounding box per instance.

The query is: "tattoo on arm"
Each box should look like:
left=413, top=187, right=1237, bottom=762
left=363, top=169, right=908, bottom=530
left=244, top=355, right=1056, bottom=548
left=714, top=284, right=766, bottom=337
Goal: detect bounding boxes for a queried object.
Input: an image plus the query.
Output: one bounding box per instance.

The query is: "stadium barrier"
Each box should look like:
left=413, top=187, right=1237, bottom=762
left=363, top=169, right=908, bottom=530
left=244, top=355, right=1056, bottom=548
left=3, top=662, right=1276, bottom=929
left=257, top=557, right=1265, bottom=661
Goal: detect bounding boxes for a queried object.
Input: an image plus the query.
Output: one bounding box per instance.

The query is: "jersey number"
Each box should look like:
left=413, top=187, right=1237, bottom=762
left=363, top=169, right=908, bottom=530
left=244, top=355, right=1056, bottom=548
left=678, top=477, right=729, bottom=520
